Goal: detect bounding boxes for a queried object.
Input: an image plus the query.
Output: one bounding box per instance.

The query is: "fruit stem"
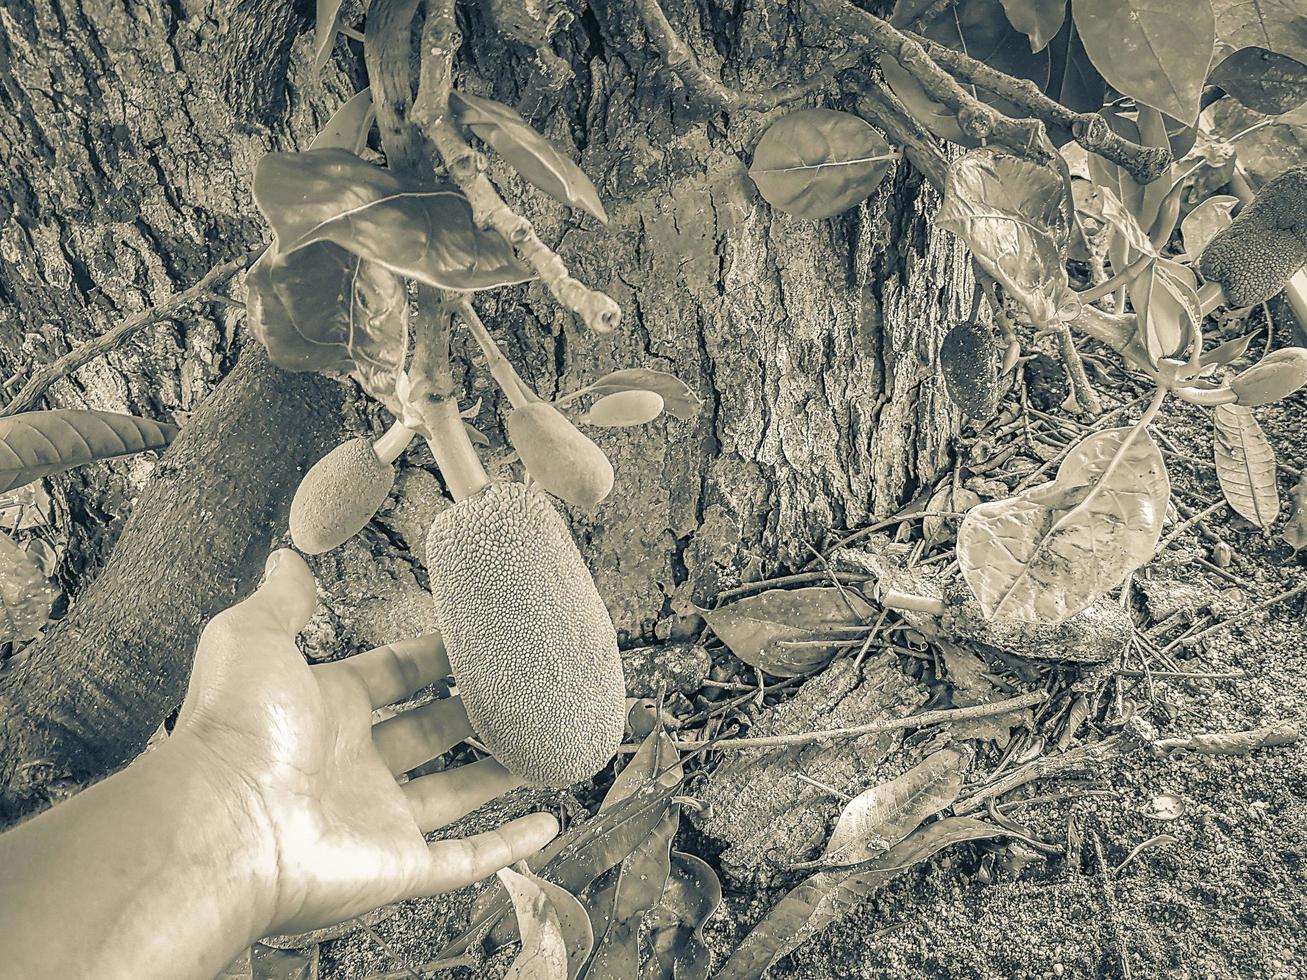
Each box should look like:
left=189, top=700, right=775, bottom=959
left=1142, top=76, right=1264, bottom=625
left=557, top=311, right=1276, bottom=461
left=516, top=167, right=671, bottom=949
left=1197, top=280, right=1226, bottom=317
left=456, top=299, right=537, bottom=408
left=372, top=420, right=416, bottom=465
left=423, top=398, right=489, bottom=501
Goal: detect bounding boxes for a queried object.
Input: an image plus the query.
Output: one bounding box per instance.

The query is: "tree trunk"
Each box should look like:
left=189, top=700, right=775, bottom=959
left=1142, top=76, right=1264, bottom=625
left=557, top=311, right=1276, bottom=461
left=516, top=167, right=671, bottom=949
left=0, top=0, right=966, bottom=819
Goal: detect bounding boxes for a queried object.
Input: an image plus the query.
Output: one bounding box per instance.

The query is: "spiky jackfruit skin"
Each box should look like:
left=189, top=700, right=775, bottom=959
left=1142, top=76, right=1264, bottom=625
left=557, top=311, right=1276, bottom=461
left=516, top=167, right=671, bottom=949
left=426, top=481, right=625, bottom=787
left=1199, top=167, right=1307, bottom=307
left=290, top=437, right=394, bottom=554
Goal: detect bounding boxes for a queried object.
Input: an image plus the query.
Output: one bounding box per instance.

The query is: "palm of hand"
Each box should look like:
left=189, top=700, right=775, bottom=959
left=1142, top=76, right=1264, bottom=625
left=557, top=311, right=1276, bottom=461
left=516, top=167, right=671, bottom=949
left=174, top=550, right=557, bottom=938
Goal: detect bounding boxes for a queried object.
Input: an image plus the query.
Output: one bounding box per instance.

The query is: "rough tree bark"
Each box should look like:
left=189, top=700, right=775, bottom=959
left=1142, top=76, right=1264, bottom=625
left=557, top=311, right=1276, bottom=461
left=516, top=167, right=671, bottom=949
left=0, top=0, right=967, bottom=820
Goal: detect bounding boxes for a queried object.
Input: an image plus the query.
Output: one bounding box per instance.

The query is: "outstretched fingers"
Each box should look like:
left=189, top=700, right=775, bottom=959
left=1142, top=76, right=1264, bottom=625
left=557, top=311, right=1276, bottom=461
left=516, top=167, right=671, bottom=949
left=317, top=632, right=451, bottom=709
left=420, top=812, right=559, bottom=895
left=372, top=695, right=473, bottom=774
left=403, top=758, right=521, bottom=832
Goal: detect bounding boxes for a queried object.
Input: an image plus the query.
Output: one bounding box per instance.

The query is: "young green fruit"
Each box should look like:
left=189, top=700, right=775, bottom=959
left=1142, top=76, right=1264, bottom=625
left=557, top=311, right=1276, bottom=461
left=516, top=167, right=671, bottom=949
left=506, top=401, right=614, bottom=509
left=1229, top=347, right=1307, bottom=406
left=1198, top=167, right=1307, bottom=307
left=940, top=321, right=1000, bottom=420
left=289, top=437, right=395, bottom=554
left=426, top=481, right=625, bottom=786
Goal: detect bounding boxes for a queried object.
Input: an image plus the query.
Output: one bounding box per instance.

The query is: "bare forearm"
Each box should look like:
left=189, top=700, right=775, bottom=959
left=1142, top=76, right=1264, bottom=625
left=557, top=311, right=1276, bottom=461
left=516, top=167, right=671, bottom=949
left=0, top=734, right=275, bottom=980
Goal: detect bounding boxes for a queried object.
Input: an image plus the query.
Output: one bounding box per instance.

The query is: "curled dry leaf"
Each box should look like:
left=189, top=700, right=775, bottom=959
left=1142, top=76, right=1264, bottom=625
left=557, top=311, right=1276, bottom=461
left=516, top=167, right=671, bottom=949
left=0, top=410, right=179, bottom=495
left=700, top=586, right=874, bottom=677
left=958, top=425, right=1170, bottom=623
left=507, top=402, right=614, bottom=510
left=0, top=530, right=57, bottom=644
left=748, top=108, right=897, bottom=220
left=450, top=90, right=608, bottom=224
left=499, top=863, right=594, bottom=980
left=1212, top=403, right=1279, bottom=527
left=643, top=851, right=721, bottom=980
left=582, top=390, right=665, bottom=428
left=253, top=148, right=532, bottom=291
left=810, top=746, right=972, bottom=868
left=938, top=149, right=1072, bottom=327
left=1282, top=472, right=1307, bottom=554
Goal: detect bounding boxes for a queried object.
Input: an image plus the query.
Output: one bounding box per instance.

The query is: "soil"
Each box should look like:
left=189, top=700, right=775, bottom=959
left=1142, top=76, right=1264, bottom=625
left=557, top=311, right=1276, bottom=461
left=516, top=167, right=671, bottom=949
left=299, top=336, right=1307, bottom=980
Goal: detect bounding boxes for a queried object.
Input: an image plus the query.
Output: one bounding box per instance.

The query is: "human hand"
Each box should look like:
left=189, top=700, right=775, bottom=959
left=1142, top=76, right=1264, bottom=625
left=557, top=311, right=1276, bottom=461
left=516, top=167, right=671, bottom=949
left=172, top=548, right=557, bottom=938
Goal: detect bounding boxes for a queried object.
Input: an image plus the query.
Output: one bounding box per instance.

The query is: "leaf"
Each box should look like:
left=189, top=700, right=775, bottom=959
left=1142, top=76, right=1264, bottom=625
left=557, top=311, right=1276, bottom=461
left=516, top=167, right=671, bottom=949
left=1181, top=194, right=1239, bottom=257
left=500, top=864, right=593, bottom=980
left=313, top=0, right=345, bottom=73
left=1072, top=0, right=1215, bottom=123
left=247, top=243, right=408, bottom=408
left=700, top=586, right=875, bottom=677
left=450, top=90, right=608, bottom=224
left=1282, top=472, right=1307, bottom=553
left=938, top=149, right=1072, bottom=327
left=1209, top=47, right=1307, bottom=115
left=1211, top=0, right=1307, bottom=59
left=748, top=109, right=898, bottom=220
left=250, top=944, right=319, bottom=980
left=310, top=89, right=375, bottom=154
left=812, top=747, right=971, bottom=868
left=0, top=531, right=57, bottom=643
left=1212, top=403, right=1279, bottom=526
left=1096, top=185, right=1158, bottom=257
left=1044, top=18, right=1109, bottom=144
left=581, top=390, right=665, bottom=428
left=642, top=852, right=721, bottom=980
left=0, top=410, right=178, bottom=495
left=958, top=424, right=1170, bottom=623
left=577, top=369, right=702, bottom=421
left=602, top=727, right=682, bottom=811
left=1001, top=0, right=1069, bottom=52
left=716, top=817, right=1010, bottom=980
left=253, top=148, right=533, bottom=291
left=1200, top=330, right=1256, bottom=368
left=1128, top=258, right=1200, bottom=363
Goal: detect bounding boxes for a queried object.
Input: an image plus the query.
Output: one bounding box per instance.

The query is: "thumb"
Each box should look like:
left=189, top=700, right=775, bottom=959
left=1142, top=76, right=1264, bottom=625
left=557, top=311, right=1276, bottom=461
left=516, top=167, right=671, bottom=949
left=240, top=548, right=318, bottom=636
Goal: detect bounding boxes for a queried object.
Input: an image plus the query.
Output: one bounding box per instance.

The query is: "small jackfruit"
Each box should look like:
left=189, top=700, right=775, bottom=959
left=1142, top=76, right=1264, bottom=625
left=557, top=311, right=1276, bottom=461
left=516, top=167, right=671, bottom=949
left=1198, top=167, right=1307, bottom=308
left=940, top=321, right=1000, bottom=420
left=426, top=481, right=625, bottom=786
left=289, top=437, right=394, bottom=554
left=506, top=402, right=614, bottom=510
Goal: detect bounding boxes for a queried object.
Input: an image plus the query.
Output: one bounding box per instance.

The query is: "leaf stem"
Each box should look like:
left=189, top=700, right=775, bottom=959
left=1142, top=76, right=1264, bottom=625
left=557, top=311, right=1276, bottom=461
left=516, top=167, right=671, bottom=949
left=454, top=300, right=536, bottom=408
left=371, top=420, right=416, bottom=464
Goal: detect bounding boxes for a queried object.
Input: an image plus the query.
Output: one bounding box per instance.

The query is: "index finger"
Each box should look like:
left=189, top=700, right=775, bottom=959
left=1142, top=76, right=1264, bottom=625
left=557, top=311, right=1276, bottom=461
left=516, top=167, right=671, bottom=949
left=316, top=632, right=451, bottom=708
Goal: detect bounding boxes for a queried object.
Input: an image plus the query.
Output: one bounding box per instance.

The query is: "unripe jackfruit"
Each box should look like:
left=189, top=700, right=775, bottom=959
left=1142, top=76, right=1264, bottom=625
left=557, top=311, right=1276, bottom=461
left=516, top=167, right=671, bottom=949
left=1198, top=167, right=1307, bottom=307
left=290, top=437, right=394, bottom=554
left=506, top=402, right=614, bottom=510
left=426, top=481, right=625, bottom=786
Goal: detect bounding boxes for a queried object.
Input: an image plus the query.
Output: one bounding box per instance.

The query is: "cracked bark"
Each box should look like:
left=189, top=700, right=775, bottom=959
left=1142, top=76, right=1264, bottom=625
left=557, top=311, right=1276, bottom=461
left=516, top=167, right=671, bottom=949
left=0, top=0, right=965, bottom=821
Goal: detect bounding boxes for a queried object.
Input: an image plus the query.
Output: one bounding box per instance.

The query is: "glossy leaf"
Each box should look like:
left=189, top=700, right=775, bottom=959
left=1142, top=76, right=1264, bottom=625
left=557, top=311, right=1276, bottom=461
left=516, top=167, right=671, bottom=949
left=958, top=425, right=1170, bottom=623
left=313, top=0, right=345, bottom=73
left=1096, top=185, right=1158, bottom=258
left=1128, top=258, right=1200, bottom=363
left=938, top=149, right=1072, bottom=327
left=576, top=369, right=702, bottom=421
left=748, top=109, right=897, bottom=219
left=1282, top=472, right=1307, bottom=553
left=253, top=148, right=533, bottom=290
left=0, top=410, right=178, bottom=495
left=602, top=728, right=682, bottom=811
left=812, top=747, right=970, bottom=868
left=1072, top=0, right=1215, bottom=122
left=500, top=864, right=593, bottom=980
left=0, top=531, right=57, bottom=643
left=1213, top=404, right=1279, bottom=526
left=582, top=390, right=665, bottom=428
left=1200, top=330, right=1257, bottom=368
left=716, top=817, right=1009, bottom=980
left=1043, top=18, right=1108, bottom=144
left=1180, top=194, right=1238, bottom=258
left=247, top=242, right=408, bottom=408
left=1230, top=348, right=1307, bottom=405
left=310, top=89, right=375, bottom=154
left=450, top=90, right=608, bottom=223
left=642, top=852, right=721, bottom=980
left=1210, top=48, right=1307, bottom=115
left=700, top=586, right=874, bottom=677
left=1211, top=0, right=1307, bottom=59
left=1001, top=0, right=1068, bottom=52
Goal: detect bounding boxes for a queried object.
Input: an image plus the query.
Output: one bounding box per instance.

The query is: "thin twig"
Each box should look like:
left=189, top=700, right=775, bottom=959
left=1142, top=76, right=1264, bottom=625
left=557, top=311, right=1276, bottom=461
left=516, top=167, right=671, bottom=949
left=414, top=1, right=620, bottom=334
left=1160, top=581, right=1307, bottom=653
left=2, top=247, right=262, bottom=417
left=669, top=689, right=1046, bottom=751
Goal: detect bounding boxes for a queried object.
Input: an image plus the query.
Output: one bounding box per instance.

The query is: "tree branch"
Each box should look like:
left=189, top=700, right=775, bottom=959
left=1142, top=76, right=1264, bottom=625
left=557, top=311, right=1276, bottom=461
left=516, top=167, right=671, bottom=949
left=413, top=0, right=621, bottom=334
left=2, top=247, right=263, bottom=417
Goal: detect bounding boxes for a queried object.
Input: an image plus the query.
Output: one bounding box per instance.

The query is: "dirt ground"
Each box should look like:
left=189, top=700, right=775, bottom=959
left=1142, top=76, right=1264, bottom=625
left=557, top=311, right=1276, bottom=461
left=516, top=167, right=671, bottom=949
left=300, top=342, right=1306, bottom=980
